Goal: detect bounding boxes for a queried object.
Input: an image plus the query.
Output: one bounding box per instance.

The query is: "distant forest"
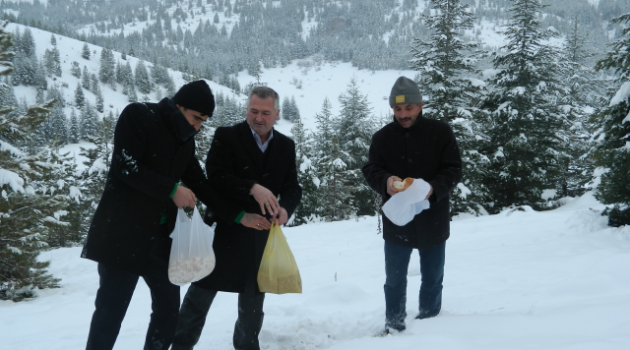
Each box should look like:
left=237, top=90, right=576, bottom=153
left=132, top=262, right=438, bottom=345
left=1, top=0, right=627, bottom=79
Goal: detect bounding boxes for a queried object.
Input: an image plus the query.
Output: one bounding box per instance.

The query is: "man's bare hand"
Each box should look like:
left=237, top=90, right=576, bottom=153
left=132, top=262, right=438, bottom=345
left=250, top=184, right=280, bottom=217
left=241, top=213, right=272, bottom=231
left=172, top=186, right=196, bottom=209
left=272, top=207, right=289, bottom=226
left=387, top=176, right=402, bottom=196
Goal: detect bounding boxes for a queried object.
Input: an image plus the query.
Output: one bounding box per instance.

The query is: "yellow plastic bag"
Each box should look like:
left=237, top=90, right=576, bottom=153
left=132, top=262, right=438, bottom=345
left=257, top=222, right=302, bottom=294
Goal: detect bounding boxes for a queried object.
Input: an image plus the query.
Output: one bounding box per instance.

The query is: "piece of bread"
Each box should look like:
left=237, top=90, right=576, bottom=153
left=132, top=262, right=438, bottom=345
left=392, top=178, right=414, bottom=192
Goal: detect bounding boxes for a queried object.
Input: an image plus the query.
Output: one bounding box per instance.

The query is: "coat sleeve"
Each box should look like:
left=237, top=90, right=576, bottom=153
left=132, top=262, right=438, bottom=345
left=427, top=124, right=462, bottom=204
left=277, top=138, right=302, bottom=219
left=110, top=103, right=176, bottom=200
left=362, top=131, right=394, bottom=200
left=205, top=127, right=257, bottom=201
left=181, top=150, right=242, bottom=223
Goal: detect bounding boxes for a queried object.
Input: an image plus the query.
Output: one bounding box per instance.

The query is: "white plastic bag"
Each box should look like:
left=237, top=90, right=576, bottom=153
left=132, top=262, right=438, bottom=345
left=382, top=178, right=431, bottom=226
left=168, top=207, right=216, bottom=285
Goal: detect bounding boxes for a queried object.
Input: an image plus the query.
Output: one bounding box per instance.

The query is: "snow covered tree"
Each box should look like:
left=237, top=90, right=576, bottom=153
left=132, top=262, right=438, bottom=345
left=12, top=28, right=42, bottom=87
left=81, top=65, right=90, bottom=90
left=0, top=21, right=63, bottom=301
left=478, top=0, right=569, bottom=212
left=591, top=13, right=630, bottom=227
left=557, top=18, right=598, bottom=198
left=290, top=96, right=301, bottom=122
left=315, top=135, right=356, bottom=221
left=43, top=46, right=62, bottom=78
left=81, top=42, right=90, bottom=60
left=281, top=96, right=292, bottom=120
left=289, top=117, right=319, bottom=225
left=135, top=60, right=151, bottom=95
left=98, top=48, right=116, bottom=90
left=70, top=61, right=81, bottom=78
left=95, top=85, right=104, bottom=113
left=68, top=108, right=80, bottom=143
left=411, top=0, right=487, bottom=216
left=74, top=83, right=85, bottom=108
left=77, top=115, right=115, bottom=240
left=335, top=79, right=374, bottom=215
left=80, top=102, right=98, bottom=140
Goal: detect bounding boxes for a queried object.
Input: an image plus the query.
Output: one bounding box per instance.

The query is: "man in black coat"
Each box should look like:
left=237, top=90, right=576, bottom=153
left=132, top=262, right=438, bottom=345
left=362, top=76, right=462, bottom=335
left=171, top=86, right=302, bottom=350
left=82, top=81, right=240, bottom=350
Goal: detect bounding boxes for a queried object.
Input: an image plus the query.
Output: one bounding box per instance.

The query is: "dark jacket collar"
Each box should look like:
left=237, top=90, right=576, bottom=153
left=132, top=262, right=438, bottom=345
left=159, top=98, right=199, bottom=142
left=236, top=121, right=278, bottom=170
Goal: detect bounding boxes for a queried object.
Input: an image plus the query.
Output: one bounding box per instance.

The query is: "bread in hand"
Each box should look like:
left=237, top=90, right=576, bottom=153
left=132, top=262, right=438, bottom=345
left=392, top=178, right=414, bottom=192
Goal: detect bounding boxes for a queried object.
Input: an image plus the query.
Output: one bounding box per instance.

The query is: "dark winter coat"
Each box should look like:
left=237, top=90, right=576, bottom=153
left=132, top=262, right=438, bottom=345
left=81, top=98, right=240, bottom=274
left=362, top=114, right=462, bottom=249
left=194, top=121, right=302, bottom=293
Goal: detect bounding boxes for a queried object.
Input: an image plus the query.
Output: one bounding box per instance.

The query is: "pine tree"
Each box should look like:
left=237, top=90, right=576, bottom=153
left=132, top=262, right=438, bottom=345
left=69, top=108, right=80, bottom=143
left=98, top=48, right=116, bottom=90
left=74, top=83, right=85, bottom=108
left=334, top=79, right=374, bottom=215
left=12, top=28, right=40, bottom=86
left=95, top=85, right=104, bottom=113
left=290, top=96, right=301, bottom=122
left=289, top=117, right=318, bottom=225
left=478, top=0, right=569, bottom=212
left=316, top=135, right=356, bottom=221
left=81, top=42, right=90, bottom=60
left=80, top=102, right=98, bottom=140
left=411, top=0, right=487, bottom=216
left=591, top=13, right=630, bottom=227
left=70, top=61, right=81, bottom=78
left=48, top=103, right=68, bottom=144
left=557, top=18, right=597, bottom=198
left=44, top=46, right=61, bottom=77
left=77, top=115, right=115, bottom=241
left=281, top=96, right=292, bottom=120
left=135, top=60, right=151, bottom=95
left=0, top=20, right=62, bottom=301
left=81, top=66, right=90, bottom=90
left=313, top=97, right=334, bottom=154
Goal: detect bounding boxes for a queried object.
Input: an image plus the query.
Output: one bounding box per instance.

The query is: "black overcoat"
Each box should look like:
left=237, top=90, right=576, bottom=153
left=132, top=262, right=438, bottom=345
left=194, top=121, right=302, bottom=293
left=362, top=115, right=462, bottom=249
left=81, top=98, right=240, bottom=274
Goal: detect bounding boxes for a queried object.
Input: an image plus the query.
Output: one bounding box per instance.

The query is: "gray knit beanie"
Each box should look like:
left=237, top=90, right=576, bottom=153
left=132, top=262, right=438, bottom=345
left=389, top=76, right=422, bottom=106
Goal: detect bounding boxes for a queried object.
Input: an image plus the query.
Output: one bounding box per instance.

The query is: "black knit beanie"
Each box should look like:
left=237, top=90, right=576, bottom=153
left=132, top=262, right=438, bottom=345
left=389, top=76, right=422, bottom=106
left=172, top=80, right=215, bottom=117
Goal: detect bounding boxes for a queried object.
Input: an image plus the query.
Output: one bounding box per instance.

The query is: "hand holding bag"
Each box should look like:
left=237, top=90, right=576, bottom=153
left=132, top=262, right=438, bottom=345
left=382, top=178, right=431, bottom=226
left=168, top=207, right=216, bottom=285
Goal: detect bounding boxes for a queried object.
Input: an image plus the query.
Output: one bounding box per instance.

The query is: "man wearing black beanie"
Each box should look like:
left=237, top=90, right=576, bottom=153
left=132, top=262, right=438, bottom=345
left=82, top=80, right=241, bottom=350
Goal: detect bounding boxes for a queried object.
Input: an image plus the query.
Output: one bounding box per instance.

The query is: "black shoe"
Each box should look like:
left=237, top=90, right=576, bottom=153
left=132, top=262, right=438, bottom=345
left=415, top=312, right=438, bottom=320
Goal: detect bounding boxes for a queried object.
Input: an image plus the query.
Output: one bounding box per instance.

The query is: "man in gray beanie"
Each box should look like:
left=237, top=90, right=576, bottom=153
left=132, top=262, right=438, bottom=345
left=82, top=80, right=241, bottom=350
left=362, top=76, right=462, bottom=335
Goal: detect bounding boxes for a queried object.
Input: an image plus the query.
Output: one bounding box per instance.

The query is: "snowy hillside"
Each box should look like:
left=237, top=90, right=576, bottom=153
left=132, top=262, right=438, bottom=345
left=6, top=22, right=244, bottom=117
left=6, top=22, right=418, bottom=138
left=1, top=193, right=629, bottom=349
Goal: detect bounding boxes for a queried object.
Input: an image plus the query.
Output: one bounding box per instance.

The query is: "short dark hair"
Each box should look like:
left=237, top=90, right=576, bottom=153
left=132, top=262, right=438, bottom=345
left=248, top=86, right=279, bottom=112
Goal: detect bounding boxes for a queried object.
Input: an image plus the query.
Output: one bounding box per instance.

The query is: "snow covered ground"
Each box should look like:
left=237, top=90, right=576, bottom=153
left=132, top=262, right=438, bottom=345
left=2, top=193, right=629, bottom=350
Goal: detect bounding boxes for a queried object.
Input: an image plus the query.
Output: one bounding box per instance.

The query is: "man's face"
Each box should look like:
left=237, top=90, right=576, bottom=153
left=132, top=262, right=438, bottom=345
left=246, top=95, right=279, bottom=137
left=178, top=106, right=208, bottom=131
left=392, top=103, right=423, bottom=128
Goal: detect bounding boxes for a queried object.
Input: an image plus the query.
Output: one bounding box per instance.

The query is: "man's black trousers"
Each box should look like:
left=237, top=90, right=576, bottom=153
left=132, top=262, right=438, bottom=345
left=85, top=255, right=180, bottom=350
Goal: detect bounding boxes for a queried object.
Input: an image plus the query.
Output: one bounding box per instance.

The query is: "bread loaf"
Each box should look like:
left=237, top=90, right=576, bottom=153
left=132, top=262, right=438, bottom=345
left=392, top=178, right=414, bottom=192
